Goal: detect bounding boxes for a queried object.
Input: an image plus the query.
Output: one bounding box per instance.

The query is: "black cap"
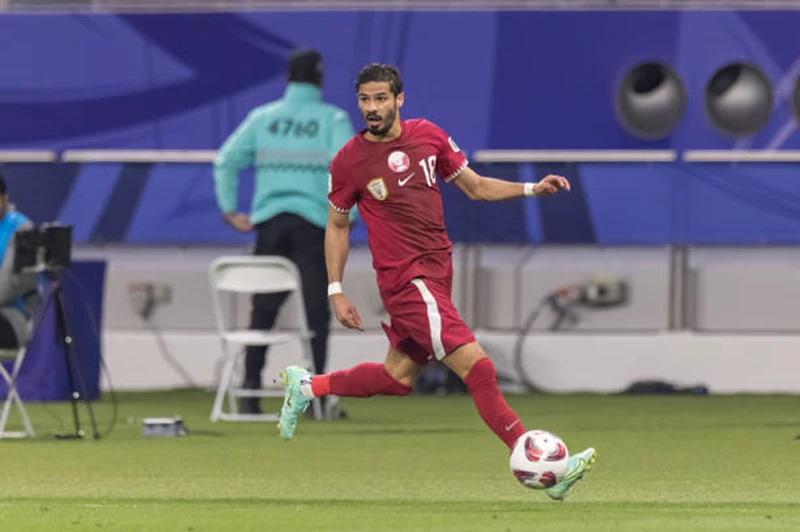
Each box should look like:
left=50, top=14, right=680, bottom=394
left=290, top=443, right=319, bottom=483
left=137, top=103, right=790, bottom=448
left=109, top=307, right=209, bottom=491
left=288, top=48, right=322, bottom=84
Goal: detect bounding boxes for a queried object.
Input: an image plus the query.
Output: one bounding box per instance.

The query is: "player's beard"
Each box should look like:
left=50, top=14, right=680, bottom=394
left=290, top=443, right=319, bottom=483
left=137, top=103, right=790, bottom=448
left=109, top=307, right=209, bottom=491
left=365, top=106, right=397, bottom=137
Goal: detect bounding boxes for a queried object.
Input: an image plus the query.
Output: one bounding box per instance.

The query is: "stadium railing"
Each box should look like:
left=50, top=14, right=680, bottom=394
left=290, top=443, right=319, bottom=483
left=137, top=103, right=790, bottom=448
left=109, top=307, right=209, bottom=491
left=682, top=150, right=800, bottom=162
left=472, top=150, right=678, bottom=163
left=60, top=150, right=217, bottom=164
left=20, top=148, right=800, bottom=163
left=0, top=151, right=58, bottom=163
left=5, top=149, right=796, bottom=163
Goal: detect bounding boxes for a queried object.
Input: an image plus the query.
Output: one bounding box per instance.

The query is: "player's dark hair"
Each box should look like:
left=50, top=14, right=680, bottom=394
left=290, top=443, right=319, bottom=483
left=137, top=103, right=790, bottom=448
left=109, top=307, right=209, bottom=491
left=0, top=173, right=6, bottom=196
left=356, top=63, right=403, bottom=96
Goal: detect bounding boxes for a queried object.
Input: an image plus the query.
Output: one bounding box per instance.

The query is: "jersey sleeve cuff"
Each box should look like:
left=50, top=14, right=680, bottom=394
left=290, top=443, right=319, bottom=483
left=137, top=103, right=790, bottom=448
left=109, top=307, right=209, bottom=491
left=329, top=200, right=351, bottom=213
left=443, top=161, right=468, bottom=183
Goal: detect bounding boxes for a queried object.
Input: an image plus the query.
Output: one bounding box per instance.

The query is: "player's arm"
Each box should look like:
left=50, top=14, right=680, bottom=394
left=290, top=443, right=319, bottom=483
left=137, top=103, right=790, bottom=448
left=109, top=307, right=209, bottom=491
left=329, top=111, right=361, bottom=225
left=213, top=111, right=258, bottom=231
left=325, top=207, right=363, bottom=331
left=451, top=166, right=570, bottom=202
left=325, top=207, right=351, bottom=292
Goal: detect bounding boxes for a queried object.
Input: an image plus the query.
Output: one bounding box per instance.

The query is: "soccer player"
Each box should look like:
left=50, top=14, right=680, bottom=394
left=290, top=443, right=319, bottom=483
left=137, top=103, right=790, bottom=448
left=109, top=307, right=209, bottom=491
left=278, top=63, right=596, bottom=500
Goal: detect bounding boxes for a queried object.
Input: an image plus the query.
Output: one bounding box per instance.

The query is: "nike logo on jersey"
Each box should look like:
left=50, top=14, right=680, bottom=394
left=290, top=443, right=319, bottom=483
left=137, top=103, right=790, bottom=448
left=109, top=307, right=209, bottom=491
left=398, top=172, right=415, bottom=186
left=504, top=420, right=520, bottom=432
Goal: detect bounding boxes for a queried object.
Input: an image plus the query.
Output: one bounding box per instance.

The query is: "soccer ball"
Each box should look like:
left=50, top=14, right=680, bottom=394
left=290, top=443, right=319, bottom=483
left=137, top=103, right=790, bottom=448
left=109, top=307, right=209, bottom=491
left=509, top=430, right=569, bottom=489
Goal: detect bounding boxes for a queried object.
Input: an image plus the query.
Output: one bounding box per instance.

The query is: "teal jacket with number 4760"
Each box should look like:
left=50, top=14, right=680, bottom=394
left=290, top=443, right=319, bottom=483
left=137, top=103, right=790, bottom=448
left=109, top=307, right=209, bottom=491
left=214, top=82, right=356, bottom=228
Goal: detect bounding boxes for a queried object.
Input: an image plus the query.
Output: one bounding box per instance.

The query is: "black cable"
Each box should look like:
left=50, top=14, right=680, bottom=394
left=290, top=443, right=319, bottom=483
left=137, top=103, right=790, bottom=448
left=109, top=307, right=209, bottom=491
left=512, top=299, right=549, bottom=393
left=133, top=283, right=202, bottom=390
left=62, top=268, right=118, bottom=439
left=144, top=319, right=202, bottom=391
left=512, top=287, right=583, bottom=393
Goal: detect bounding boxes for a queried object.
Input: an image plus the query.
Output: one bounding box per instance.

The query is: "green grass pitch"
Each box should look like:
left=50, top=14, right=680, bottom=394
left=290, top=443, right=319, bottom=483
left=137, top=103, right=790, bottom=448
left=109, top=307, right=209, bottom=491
left=0, top=390, right=798, bottom=531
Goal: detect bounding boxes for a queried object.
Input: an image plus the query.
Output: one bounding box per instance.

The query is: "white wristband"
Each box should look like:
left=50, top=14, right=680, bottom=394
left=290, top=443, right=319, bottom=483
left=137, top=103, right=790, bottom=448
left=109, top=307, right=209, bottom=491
left=327, top=282, right=343, bottom=297
left=523, top=182, right=536, bottom=197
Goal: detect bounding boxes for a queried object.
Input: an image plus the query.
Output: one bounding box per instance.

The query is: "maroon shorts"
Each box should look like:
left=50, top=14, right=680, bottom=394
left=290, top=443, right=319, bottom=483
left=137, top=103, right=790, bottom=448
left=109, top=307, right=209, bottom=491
left=380, top=277, right=476, bottom=366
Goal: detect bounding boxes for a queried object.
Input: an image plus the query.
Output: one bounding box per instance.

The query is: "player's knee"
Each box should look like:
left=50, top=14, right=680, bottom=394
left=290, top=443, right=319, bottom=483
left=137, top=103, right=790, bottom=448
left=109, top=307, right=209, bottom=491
left=381, top=363, right=415, bottom=393
left=383, top=349, right=420, bottom=389
left=385, top=370, right=415, bottom=392
left=393, top=381, right=413, bottom=396
left=443, top=341, right=489, bottom=380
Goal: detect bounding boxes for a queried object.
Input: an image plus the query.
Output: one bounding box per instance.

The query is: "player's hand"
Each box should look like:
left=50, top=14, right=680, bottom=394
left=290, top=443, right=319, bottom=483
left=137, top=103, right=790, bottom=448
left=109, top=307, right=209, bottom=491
left=330, top=294, right=364, bottom=331
left=533, top=175, right=571, bottom=197
left=224, top=212, right=253, bottom=232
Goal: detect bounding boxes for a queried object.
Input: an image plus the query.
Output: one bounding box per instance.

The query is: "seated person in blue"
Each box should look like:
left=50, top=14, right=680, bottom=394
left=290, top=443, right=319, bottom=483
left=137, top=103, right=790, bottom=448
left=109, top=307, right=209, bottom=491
left=0, top=174, right=40, bottom=349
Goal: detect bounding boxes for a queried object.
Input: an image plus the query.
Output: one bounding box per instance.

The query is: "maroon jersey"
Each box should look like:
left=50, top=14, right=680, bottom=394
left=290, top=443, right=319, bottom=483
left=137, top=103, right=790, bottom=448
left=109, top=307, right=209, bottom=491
left=329, top=119, right=467, bottom=295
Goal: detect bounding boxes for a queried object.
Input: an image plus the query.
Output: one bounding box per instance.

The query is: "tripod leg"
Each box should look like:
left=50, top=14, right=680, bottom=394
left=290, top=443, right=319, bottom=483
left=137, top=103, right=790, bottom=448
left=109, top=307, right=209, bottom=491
left=53, top=287, right=83, bottom=438
left=54, top=284, right=101, bottom=440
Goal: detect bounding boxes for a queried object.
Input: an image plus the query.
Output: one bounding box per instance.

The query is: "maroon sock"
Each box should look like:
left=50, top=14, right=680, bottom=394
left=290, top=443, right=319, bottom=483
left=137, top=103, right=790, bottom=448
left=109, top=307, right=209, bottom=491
left=463, top=357, right=527, bottom=449
left=312, top=363, right=412, bottom=398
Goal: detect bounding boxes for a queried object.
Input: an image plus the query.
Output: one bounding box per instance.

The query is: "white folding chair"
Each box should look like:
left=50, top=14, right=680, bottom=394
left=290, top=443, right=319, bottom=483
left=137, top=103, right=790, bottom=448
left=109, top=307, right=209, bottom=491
left=208, top=256, right=320, bottom=422
left=0, top=346, right=35, bottom=438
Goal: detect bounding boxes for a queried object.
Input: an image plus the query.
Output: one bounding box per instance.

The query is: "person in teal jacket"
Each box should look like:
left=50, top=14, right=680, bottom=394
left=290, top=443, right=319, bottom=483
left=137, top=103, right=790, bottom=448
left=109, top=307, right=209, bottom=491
left=214, top=49, right=355, bottom=417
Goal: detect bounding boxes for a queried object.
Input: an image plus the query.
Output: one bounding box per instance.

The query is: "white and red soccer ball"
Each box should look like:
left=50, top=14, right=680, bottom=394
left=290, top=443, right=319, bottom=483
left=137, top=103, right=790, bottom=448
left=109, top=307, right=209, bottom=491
left=509, top=430, right=570, bottom=489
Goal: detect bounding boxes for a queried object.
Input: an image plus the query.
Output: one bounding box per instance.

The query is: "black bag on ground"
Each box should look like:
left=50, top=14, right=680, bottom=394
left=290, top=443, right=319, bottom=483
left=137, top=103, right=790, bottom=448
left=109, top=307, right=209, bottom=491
left=623, top=380, right=709, bottom=395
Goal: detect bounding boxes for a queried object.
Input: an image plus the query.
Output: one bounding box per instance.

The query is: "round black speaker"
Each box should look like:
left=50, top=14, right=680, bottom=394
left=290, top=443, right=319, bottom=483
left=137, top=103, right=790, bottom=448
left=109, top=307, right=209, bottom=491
left=615, top=61, right=687, bottom=140
left=704, top=62, right=773, bottom=137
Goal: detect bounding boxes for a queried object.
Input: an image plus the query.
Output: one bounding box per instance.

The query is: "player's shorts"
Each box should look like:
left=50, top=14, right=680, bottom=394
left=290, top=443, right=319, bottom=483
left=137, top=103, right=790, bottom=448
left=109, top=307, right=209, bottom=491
left=380, top=276, right=476, bottom=366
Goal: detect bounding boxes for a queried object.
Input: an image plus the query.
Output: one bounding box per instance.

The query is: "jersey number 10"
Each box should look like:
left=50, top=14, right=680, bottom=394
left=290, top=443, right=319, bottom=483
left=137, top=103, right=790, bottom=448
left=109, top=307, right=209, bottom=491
left=418, top=155, right=437, bottom=187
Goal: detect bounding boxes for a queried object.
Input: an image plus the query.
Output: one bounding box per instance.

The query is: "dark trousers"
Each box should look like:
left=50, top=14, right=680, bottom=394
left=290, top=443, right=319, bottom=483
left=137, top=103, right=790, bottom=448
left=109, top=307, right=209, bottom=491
left=0, top=312, right=19, bottom=349
left=244, top=213, right=330, bottom=388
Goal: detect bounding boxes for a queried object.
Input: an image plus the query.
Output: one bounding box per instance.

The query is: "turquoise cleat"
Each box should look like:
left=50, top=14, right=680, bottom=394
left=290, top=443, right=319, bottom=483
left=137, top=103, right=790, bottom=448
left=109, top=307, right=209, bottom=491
left=277, top=366, right=312, bottom=440
left=545, top=447, right=596, bottom=501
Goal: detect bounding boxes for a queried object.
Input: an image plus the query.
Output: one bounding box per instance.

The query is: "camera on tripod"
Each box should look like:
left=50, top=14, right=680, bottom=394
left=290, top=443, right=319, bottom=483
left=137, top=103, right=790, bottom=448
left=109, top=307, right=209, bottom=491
left=12, top=223, right=72, bottom=275
left=9, top=222, right=97, bottom=439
